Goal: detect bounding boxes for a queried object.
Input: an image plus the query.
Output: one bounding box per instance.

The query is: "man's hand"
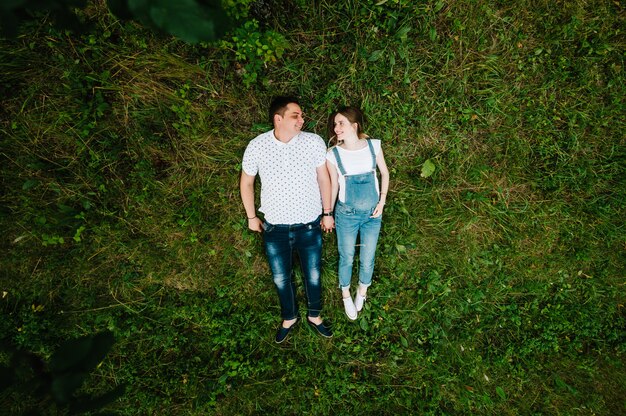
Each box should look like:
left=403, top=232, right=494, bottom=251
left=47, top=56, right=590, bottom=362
left=248, top=217, right=263, bottom=232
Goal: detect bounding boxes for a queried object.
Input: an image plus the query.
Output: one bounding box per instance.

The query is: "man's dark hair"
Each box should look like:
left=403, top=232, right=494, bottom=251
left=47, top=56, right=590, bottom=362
left=269, top=96, right=300, bottom=125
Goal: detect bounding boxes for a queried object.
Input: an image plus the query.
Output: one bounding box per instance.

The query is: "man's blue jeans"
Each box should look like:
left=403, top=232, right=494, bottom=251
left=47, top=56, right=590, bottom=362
left=263, top=217, right=323, bottom=320
left=335, top=202, right=382, bottom=290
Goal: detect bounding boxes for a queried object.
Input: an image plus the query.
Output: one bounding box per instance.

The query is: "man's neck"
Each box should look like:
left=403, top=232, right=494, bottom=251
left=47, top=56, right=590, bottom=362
left=273, top=129, right=298, bottom=143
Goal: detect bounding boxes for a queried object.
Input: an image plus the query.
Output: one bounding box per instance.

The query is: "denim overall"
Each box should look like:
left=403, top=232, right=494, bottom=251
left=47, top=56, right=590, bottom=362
left=333, top=139, right=382, bottom=290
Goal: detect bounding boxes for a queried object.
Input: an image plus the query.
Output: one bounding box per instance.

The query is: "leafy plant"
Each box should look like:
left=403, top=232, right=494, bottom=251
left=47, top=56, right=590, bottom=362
left=220, top=19, right=287, bottom=86
left=421, top=158, right=436, bottom=178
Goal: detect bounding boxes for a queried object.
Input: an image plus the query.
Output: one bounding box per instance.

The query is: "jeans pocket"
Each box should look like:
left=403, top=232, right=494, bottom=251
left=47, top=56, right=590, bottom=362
left=336, top=203, right=355, bottom=216
left=369, top=207, right=383, bottom=218
left=263, top=222, right=275, bottom=233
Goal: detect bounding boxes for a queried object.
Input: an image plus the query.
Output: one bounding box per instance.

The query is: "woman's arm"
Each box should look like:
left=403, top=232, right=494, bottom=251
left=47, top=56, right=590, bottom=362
left=371, top=148, right=389, bottom=218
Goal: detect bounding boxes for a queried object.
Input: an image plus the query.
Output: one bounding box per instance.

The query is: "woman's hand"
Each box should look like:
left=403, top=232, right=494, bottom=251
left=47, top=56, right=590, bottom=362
left=370, top=202, right=385, bottom=218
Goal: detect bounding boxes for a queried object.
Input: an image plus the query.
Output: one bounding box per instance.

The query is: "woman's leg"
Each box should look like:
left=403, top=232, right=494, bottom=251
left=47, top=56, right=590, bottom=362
left=357, top=215, right=382, bottom=289
left=335, top=210, right=361, bottom=291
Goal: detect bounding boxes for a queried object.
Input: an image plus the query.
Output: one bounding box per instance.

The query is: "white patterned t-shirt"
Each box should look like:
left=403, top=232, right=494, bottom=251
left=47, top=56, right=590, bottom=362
left=242, top=130, right=326, bottom=224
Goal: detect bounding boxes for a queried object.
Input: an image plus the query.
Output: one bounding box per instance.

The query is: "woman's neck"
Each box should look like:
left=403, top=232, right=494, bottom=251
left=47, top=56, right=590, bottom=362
left=340, top=135, right=366, bottom=150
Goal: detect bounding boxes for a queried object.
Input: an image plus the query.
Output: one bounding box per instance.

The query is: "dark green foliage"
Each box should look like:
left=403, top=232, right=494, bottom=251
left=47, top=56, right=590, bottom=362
left=49, top=331, right=115, bottom=375
left=0, top=0, right=89, bottom=37
left=107, top=0, right=233, bottom=43
left=1, top=0, right=233, bottom=42
left=0, top=331, right=124, bottom=414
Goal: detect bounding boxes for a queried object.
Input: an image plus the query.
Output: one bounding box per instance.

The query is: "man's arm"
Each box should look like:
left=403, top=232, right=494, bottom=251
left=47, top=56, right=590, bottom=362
left=240, top=172, right=263, bottom=232
left=317, top=164, right=334, bottom=232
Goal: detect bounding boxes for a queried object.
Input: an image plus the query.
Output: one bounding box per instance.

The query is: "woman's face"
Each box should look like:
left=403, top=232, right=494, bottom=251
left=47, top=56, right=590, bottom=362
left=334, top=113, right=358, bottom=140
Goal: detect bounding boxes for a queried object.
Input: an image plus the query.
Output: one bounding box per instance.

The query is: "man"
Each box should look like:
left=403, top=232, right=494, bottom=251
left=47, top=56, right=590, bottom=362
left=240, top=96, right=335, bottom=343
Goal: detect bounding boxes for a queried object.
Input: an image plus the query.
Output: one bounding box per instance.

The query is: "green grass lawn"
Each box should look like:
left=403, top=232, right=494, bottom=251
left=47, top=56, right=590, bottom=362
left=1, top=0, right=625, bottom=414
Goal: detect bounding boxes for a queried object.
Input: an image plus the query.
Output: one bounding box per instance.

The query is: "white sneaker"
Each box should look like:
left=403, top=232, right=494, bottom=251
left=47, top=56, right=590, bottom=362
left=355, top=292, right=367, bottom=312
left=343, top=296, right=357, bottom=320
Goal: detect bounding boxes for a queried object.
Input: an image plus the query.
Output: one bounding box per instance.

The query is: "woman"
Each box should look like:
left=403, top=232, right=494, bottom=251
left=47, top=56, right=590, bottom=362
left=326, top=106, right=389, bottom=320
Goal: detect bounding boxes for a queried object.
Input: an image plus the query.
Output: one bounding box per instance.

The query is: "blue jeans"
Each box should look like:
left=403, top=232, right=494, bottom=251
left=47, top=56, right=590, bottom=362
left=263, top=217, right=323, bottom=320
left=335, top=202, right=382, bottom=290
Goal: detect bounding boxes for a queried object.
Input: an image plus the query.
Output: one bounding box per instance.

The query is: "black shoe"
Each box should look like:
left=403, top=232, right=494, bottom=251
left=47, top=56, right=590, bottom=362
left=275, top=317, right=300, bottom=343
left=307, top=319, right=333, bottom=338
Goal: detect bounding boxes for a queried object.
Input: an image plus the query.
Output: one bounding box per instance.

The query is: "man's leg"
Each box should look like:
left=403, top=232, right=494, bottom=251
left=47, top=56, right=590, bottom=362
left=263, top=226, right=298, bottom=321
left=296, top=223, right=332, bottom=338
left=295, top=225, right=323, bottom=318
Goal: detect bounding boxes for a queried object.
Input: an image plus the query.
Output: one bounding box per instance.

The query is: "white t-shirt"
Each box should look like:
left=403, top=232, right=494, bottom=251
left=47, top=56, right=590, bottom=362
left=242, top=130, right=326, bottom=224
left=326, top=139, right=382, bottom=203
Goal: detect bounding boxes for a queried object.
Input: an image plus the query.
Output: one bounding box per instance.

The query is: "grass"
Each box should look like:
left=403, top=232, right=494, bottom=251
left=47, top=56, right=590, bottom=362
left=1, top=0, right=625, bottom=414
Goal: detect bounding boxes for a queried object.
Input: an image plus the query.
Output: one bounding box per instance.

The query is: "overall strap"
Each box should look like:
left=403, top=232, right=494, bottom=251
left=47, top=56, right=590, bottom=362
left=332, top=147, right=347, bottom=175
left=366, top=139, right=377, bottom=170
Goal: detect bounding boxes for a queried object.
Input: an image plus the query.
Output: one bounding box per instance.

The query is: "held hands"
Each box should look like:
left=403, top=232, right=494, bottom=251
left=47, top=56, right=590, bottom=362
left=321, top=215, right=335, bottom=233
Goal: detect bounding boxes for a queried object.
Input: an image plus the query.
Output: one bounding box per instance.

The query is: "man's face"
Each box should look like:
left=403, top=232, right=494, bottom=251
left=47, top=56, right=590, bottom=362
left=275, top=103, right=304, bottom=136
